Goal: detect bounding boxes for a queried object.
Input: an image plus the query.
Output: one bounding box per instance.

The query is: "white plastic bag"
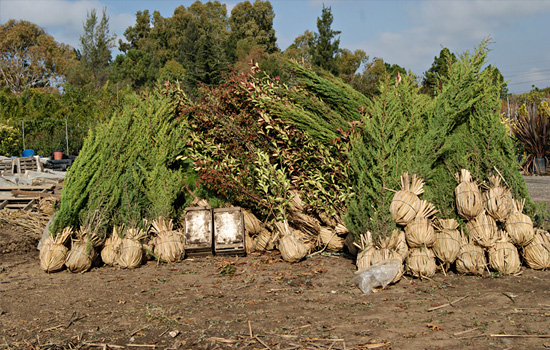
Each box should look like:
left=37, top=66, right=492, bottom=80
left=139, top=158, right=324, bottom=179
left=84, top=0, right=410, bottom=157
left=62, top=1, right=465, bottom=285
left=351, top=258, right=402, bottom=294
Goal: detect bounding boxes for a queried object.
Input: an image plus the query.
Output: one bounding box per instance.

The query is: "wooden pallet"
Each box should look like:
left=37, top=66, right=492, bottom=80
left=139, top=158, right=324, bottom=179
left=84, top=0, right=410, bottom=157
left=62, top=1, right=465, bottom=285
left=213, top=207, right=246, bottom=256
left=0, top=184, right=56, bottom=211
left=13, top=156, right=41, bottom=173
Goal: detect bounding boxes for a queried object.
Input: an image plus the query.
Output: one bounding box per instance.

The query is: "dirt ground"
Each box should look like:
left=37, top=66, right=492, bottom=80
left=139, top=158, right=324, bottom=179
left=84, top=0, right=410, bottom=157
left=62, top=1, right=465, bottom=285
left=2, top=176, right=550, bottom=350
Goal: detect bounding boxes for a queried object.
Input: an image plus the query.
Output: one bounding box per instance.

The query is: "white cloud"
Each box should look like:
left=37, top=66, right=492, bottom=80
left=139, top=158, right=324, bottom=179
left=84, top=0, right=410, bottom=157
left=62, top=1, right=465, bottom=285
left=352, top=0, right=550, bottom=76
left=1, top=0, right=134, bottom=50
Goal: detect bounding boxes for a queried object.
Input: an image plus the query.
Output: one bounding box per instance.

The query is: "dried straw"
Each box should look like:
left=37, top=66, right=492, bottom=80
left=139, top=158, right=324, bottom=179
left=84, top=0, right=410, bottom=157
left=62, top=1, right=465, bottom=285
left=390, top=173, right=424, bottom=226
left=117, top=227, right=147, bottom=269
left=405, top=247, right=437, bottom=279
left=39, top=227, right=72, bottom=273
left=356, top=246, right=376, bottom=270
left=288, top=211, right=321, bottom=238
left=465, top=210, right=498, bottom=249
left=488, top=231, right=521, bottom=275
left=505, top=199, right=535, bottom=247
left=318, top=226, right=345, bottom=252
left=456, top=235, right=486, bottom=275
left=150, top=217, right=185, bottom=263
left=522, top=229, right=550, bottom=270
left=484, top=175, right=513, bottom=222
left=433, top=219, right=461, bottom=266
left=277, top=221, right=308, bottom=263
left=455, top=169, right=484, bottom=220
left=318, top=211, right=337, bottom=228
left=293, top=229, right=316, bottom=252
left=243, top=209, right=263, bottom=236
left=100, top=226, right=122, bottom=266
left=404, top=201, right=437, bottom=248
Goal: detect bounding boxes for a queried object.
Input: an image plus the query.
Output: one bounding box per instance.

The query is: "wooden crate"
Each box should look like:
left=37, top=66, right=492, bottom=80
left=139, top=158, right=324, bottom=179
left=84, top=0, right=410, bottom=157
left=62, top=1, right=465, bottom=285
left=184, top=206, right=213, bottom=256
left=213, top=207, right=246, bottom=256
left=13, top=156, right=41, bottom=173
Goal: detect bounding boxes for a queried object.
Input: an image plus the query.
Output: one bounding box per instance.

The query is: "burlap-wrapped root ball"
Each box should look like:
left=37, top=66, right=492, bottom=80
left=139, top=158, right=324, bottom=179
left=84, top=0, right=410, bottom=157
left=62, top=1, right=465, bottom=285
left=466, top=210, right=498, bottom=249
left=117, top=227, right=147, bottom=268
left=100, top=226, right=122, bottom=266
left=150, top=217, right=185, bottom=263
left=456, top=236, right=486, bottom=275
left=455, top=169, right=484, bottom=221
left=276, top=222, right=308, bottom=263
left=484, top=175, right=513, bottom=222
left=488, top=231, right=521, bottom=275
left=505, top=199, right=535, bottom=247
left=433, top=219, right=462, bottom=268
left=40, top=227, right=73, bottom=273
left=405, top=247, right=437, bottom=279
left=522, top=229, right=550, bottom=270
left=404, top=201, right=437, bottom=248
left=390, top=173, right=424, bottom=226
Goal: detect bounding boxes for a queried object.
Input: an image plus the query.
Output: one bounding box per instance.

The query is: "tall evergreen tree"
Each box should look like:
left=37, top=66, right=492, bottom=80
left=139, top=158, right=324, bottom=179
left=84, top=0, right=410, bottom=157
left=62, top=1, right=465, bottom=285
left=79, top=7, right=116, bottom=87
left=310, top=5, right=341, bottom=76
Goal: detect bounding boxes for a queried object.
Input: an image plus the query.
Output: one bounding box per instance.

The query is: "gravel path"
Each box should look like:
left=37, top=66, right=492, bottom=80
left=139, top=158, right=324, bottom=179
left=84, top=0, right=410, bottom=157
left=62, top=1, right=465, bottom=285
left=523, top=175, right=550, bottom=204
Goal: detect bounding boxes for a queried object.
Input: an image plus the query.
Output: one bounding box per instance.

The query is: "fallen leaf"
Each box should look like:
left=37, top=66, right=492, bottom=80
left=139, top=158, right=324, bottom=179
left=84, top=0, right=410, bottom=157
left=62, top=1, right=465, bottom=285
left=426, top=322, right=443, bottom=331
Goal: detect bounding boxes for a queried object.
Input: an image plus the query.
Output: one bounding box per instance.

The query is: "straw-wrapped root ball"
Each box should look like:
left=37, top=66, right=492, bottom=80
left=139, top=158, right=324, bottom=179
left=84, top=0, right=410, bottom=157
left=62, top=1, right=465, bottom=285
left=254, top=227, right=276, bottom=251
left=404, top=201, right=437, bottom=248
left=379, top=229, right=408, bottom=261
left=455, top=236, right=487, bottom=275
left=39, top=227, right=73, bottom=273
left=488, top=231, right=521, bottom=275
left=278, top=224, right=309, bottom=263
left=483, top=175, right=513, bottom=222
left=522, top=229, right=550, bottom=270
left=101, top=226, right=122, bottom=266
left=389, top=173, right=424, bottom=226
left=505, top=199, right=535, bottom=247
left=117, top=227, right=147, bottom=269
left=455, top=169, right=484, bottom=221
left=433, top=219, right=462, bottom=267
left=243, top=209, right=263, bottom=236
left=319, top=227, right=345, bottom=252
left=405, top=247, right=437, bottom=279
left=150, top=217, right=185, bottom=263
left=465, top=211, right=498, bottom=249
left=65, top=239, right=97, bottom=273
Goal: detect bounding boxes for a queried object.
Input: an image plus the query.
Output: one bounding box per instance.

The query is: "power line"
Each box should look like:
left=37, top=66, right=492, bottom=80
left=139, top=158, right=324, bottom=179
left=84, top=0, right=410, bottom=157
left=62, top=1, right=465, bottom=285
left=508, top=78, right=550, bottom=86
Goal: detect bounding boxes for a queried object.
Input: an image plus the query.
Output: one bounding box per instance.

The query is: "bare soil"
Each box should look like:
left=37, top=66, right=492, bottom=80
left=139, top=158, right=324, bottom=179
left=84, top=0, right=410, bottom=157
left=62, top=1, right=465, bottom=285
left=1, top=176, right=550, bottom=350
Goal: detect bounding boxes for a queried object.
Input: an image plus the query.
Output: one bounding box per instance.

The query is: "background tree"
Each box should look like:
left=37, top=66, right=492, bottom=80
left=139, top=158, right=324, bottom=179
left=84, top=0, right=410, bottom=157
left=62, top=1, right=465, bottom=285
left=339, top=48, right=368, bottom=85
left=310, top=5, right=341, bottom=76
left=283, top=30, right=313, bottom=64
left=0, top=20, right=74, bottom=92
left=421, top=47, right=457, bottom=97
left=78, top=7, right=116, bottom=88
left=228, top=0, right=278, bottom=63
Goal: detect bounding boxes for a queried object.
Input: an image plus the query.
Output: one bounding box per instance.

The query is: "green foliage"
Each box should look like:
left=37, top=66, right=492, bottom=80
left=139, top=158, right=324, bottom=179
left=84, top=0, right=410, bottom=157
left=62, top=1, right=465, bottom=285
left=345, top=40, right=535, bottom=241
left=0, top=123, right=21, bottom=156
left=179, top=61, right=355, bottom=221
left=345, top=74, right=430, bottom=242
left=51, top=87, right=192, bottom=235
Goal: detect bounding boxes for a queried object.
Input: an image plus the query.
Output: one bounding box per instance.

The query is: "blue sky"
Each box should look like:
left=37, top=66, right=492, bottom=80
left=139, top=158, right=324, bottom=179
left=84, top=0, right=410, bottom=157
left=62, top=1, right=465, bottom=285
left=1, top=0, right=549, bottom=93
